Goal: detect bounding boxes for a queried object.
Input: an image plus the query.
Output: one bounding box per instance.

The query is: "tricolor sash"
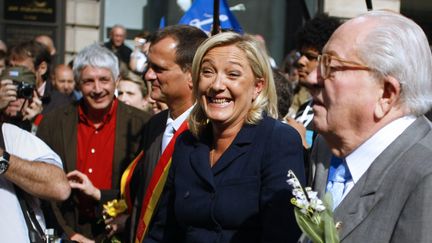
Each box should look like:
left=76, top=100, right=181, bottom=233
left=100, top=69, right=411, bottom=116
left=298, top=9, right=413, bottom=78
left=135, top=120, right=189, bottom=242
left=120, top=150, right=144, bottom=212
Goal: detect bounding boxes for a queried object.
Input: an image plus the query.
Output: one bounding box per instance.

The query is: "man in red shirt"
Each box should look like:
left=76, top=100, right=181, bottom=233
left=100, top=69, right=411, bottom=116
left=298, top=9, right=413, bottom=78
left=37, top=43, right=151, bottom=242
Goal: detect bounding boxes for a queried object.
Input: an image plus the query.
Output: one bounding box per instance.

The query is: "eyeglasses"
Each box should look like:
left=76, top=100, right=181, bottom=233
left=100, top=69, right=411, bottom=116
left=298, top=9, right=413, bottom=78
left=318, top=53, right=371, bottom=79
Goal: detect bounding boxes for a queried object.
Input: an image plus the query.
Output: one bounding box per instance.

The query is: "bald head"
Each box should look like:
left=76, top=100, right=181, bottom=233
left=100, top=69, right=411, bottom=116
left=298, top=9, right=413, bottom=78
left=110, top=25, right=127, bottom=47
left=35, top=35, right=56, bottom=56
left=53, top=64, right=75, bottom=95
left=0, top=40, right=7, bottom=52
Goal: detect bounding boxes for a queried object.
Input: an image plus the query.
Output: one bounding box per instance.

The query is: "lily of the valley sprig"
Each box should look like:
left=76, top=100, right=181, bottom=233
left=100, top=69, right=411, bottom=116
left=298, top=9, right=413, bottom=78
left=287, top=170, right=339, bottom=243
left=287, top=170, right=325, bottom=216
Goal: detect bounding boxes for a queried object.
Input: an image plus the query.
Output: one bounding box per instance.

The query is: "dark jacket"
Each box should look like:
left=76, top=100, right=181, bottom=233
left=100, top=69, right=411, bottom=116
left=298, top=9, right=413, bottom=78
left=103, top=41, right=132, bottom=65
left=128, top=110, right=168, bottom=242
left=42, top=80, right=73, bottom=115
left=37, top=100, right=150, bottom=241
left=145, top=115, right=306, bottom=243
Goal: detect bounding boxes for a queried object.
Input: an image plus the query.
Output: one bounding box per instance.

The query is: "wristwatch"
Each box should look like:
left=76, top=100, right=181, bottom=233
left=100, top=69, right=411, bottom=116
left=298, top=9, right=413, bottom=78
left=0, top=150, right=10, bottom=175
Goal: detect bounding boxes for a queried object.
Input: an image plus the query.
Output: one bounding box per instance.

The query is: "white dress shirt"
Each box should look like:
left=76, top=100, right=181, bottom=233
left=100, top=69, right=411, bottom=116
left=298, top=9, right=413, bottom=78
left=341, top=115, right=416, bottom=200
left=161, top=105, right=194, bottom=153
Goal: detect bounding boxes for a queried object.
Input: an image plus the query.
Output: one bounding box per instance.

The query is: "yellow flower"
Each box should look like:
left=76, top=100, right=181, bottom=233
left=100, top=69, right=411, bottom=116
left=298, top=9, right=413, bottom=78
left=103, top=199, right=128, bottom=218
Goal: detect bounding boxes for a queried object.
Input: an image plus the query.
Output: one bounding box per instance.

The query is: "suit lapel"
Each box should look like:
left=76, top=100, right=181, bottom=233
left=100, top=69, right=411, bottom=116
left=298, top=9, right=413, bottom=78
left=190, top=143, right=215, bottom=190
left=334, top=116, right=430, bottom=240
left=113, top=102, right=126, bottom=188
left=62, top=105, right=78, bottom=172
left=141, top=110, right=169, bottom=193
left=189, top=123, right=256, bottom=189
left=211, top=124, right=255, bottom=175
left=311, top=136, right=333, bottom=198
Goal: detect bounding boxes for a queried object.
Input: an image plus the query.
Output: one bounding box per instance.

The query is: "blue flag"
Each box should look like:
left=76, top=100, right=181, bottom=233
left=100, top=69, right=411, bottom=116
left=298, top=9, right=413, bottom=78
left=178, top=0, right=243, bottom=34
left=159, top=16, right=166, bottom=29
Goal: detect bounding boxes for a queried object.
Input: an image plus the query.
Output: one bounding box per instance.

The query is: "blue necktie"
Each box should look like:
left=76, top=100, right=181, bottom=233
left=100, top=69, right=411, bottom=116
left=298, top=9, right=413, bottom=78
left=161, top=120, right=175, bottom=153
left=326, top=156, right=352, bottom=210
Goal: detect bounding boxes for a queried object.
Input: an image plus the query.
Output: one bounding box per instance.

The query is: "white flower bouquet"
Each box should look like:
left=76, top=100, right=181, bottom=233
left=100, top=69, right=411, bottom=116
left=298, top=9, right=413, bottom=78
left=287, top=170, right=339, bottom=243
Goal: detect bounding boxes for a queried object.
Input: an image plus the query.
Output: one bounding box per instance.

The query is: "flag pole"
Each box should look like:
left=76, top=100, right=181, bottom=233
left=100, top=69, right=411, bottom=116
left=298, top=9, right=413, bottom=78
left=366, top=0, right=373, bottom=11
left=301, top=0, right=311, bottom=21
left=211, top=0, right=220, bottom=35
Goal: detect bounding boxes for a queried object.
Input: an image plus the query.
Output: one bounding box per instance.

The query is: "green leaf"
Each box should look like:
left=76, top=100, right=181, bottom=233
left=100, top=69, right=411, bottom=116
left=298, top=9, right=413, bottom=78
left=322, top=210, right=339, bottom=243
left=323, top=193, right=333, bottom=211
left=294, top=208, right=324, bottom=243
left=293, top=193, right=340, bottom=243
left=322, top=193, right=340, bottom=243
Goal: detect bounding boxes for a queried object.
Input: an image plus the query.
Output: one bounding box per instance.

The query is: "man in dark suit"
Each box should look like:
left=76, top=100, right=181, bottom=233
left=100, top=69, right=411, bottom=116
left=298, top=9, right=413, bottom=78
left=303, top=10, right=432, bottom=242
left=104, top=25, right=207, bottom=242
left=37, top=43, right=151, bottom=242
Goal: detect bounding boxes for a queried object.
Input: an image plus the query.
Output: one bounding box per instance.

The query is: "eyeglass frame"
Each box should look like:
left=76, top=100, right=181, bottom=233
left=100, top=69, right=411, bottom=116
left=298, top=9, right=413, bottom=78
left=318, top=53, right=371, bottom=79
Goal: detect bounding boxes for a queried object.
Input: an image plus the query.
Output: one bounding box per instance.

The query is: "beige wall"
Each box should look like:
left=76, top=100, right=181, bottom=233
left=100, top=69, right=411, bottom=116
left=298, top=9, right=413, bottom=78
left=65, top=0, right=101, bottom=65
left=324, top=0, right=400, bottom=18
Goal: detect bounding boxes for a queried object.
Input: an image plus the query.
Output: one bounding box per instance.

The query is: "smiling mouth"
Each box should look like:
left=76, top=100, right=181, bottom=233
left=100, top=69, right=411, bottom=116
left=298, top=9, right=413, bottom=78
left=208, top=97, right=232, bottom=104
left=91, top=94, right=106, bottom=101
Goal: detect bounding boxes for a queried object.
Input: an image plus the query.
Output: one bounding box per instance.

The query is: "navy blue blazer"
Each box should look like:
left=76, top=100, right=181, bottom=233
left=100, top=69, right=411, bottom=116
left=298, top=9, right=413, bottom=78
left=145, top=115, right=306, bottom=243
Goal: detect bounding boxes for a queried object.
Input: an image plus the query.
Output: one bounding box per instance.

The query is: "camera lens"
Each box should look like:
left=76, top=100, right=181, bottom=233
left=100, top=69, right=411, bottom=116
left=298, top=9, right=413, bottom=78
left=16, top=82, right=35, bottom=99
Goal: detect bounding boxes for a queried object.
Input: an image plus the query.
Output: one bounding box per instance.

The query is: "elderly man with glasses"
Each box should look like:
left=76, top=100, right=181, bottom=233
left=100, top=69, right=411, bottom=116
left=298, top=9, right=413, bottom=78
left=302, top=10, right=432, bottom=243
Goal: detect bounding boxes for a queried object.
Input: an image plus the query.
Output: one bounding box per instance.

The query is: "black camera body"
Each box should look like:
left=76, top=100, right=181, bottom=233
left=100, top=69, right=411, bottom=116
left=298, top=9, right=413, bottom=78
left=14, top=81, right=35, bottom=99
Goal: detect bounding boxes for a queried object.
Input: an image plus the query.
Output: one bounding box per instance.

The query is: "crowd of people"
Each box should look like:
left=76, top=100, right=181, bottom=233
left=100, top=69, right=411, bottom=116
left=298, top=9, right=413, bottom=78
left=0, top=9, right=432, bottom=243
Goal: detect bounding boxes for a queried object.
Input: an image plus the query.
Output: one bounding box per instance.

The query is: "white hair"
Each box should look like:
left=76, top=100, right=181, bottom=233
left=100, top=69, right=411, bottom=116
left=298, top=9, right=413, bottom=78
left=73, top=43, right=119, bottom=82
left=356, top=10, right=432, bottom=115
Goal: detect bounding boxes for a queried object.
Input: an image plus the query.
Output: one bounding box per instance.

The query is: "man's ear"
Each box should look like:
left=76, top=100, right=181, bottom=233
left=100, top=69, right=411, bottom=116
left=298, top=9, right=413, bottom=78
left=186, top=70, right=193, bottom=90
left=374, top=75, right=401, bottom=119
left=37, top=61, right=48, bottom=76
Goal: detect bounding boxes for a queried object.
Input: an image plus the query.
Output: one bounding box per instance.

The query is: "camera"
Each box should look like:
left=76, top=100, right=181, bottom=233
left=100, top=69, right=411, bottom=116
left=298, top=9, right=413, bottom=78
left=14, top=81, right=35, bottom=99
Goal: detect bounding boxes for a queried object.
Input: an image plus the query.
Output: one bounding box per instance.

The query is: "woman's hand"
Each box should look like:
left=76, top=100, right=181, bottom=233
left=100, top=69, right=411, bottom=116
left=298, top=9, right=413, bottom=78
left=67, top=170, right=101, bottom=201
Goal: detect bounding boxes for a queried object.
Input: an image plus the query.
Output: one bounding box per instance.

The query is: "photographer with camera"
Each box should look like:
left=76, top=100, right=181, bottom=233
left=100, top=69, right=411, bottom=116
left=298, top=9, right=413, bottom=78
left=0, top=67, right=71, bottom=242
left=0, top=66, right=43, bottom=132
left=8, top=40, right=72, bottom=117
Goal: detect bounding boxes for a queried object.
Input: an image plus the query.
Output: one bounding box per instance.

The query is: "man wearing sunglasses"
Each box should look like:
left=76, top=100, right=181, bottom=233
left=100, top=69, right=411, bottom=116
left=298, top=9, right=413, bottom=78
left=305, top=10, right=432, bottom=242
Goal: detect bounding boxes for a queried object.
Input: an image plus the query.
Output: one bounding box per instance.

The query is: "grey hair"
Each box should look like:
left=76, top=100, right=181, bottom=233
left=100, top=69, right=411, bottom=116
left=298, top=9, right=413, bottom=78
left=111, top=24, right=126, bottom=33
left=356, top=10, right=432, bottom=116
left=73, top=43, right=119, bottom=82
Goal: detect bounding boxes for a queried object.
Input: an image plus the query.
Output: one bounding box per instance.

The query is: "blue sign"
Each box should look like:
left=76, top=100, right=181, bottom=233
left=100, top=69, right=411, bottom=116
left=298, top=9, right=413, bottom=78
left=178, top=0, right=243, bottom=34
